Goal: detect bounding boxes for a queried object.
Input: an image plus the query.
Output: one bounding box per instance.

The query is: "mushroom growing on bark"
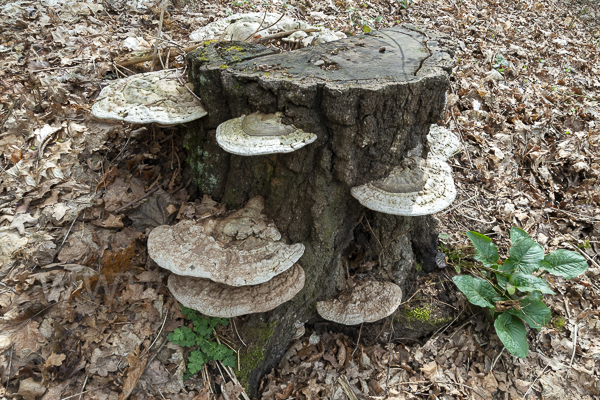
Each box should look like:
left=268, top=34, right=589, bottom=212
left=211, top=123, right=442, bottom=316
left=427, top=124, right=461, bottom=161
left=147, top=196, right=306, bottom=317
left=91, top=69, right=208, bottom=125
left=147, top=196, right=305, bottom=286
left=215, top=112, right=317, bottom=156
left=316, top=281, right=403, bottom=325
left=350, top=157, right=456, bottom=216
left=168, top=263, right=305, bottom=318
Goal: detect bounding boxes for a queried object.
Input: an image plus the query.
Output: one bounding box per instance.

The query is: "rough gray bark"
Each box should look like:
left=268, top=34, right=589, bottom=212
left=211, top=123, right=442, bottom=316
left=185, top=25, right=454, bottom=395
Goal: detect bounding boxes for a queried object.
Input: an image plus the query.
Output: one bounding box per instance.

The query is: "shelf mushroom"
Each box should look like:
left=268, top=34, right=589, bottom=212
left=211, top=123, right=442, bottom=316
left=168, top=263, right=305, bottom=318
left=316, top=281, right=403, bottom=325
left=427, top=125, right=461, bottom=161
left=148, top=196, right=306, bottom=317
left=215, top=112, right=317, bottom=156
left=350, top=157, right=456, bottom=216
left=91, top=69, right=208, bottom=125
left=147, top=196, right=305, bottom=286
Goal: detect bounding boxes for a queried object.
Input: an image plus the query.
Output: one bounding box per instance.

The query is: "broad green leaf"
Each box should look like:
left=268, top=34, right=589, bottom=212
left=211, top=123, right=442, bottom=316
left=362, top=24, right=372, bottom=33
left=504, top=228, right=544, bottom=274
left=512, top=273, right=555, bottom=294
left=453, top=275, right=497, bottom=308
left=507, top=299, right=551, bottom=330
left=494, top=312, right=529, bottom=358
left=466, top=231, right=499, bottom=267
left=510, top=227, right=532, bottom=243
left=542, top=249, right=589, bottom=279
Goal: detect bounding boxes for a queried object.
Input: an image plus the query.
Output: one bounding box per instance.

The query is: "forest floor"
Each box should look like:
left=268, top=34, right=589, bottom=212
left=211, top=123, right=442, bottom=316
left=1, top=0, right=600, bottom=398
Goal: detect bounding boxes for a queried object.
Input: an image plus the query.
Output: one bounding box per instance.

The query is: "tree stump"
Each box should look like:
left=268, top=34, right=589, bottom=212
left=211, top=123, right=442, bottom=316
left=185, top=25, right=454, bottom=395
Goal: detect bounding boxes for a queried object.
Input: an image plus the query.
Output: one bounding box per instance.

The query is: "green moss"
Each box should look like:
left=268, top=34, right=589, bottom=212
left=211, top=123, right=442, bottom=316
left=551, top=315, right=566, bottom=331
left=237, top=321, right=276, bottom=393
left=398, top=303, right=452, bottom=326
left=220, top=64, right=229, bottom=70
left=223, top=45, right=245, bottom=52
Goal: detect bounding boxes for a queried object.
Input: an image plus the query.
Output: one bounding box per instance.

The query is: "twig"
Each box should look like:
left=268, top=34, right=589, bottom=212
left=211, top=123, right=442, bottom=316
left=397, top=380, right=487, bottom=399
left=142, top=308, right=169, bottom=357
left=351, top=323, right=363, bottom=356
left=398, top=288, right=422, bottom=307
left=114, top=186, right=159, bottom=213
left=523, top=364, right=550, bottom=398
left=566, top=323, right=578, bottom=378
left=232, top=318, right=247, bottom=347
left=441, top=192, right=479, bottom=215
left=0, top=98, right=17, bottom=130
left=450, top=108, right=474, bottom=169
left=384, top=343, right=394, bottom=395
left=61, top=390, right=93, bottom=400
left=57, top=211, right=80, bottom=254
left=244, top=11, right=268, bottom=42
left=255, top=28, right=321, bottom=43
left=338, top=375, right=359, bottom=400
left=78, top=375, right=88, bottom=400
left=489, top=348, right=504, bottom=372
left=151, top=0, right=167, bottom=71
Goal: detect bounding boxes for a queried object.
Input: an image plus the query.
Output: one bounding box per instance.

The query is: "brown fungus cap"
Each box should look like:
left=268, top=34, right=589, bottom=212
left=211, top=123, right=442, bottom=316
left=167, top=263, right=305, bottom=318
left=147, top=196, right=305, bottom=286
left=316, top=281, right=403, bottom=325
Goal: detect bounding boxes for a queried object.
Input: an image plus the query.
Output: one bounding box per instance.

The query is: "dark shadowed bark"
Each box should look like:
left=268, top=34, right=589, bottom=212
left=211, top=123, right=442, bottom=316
left=185, top=25, right=454, bottom=395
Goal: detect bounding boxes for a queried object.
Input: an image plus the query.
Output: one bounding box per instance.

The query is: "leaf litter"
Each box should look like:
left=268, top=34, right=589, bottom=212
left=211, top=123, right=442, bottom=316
left=0, top=0, right=599, bottom=398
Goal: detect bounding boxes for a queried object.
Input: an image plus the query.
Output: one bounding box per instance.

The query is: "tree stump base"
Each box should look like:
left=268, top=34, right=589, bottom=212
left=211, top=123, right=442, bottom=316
left=185, top=24, right=454, bottom=395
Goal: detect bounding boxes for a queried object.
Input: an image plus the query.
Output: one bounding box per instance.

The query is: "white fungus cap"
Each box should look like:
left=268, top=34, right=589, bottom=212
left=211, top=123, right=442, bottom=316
left=350, top=157, right=456, bottom=216
left=147, top=196, right=305, bottom=286
left=216, top=112, right=317, bottom=156
left=167, top=263, right=305, bottom=318
left=316, top=281, right=403, bottom=325
left=189, top=12, right=345, bottom=45
left=91, top=69, right=208, bottom=125
left=427, top=125, right=461, bottom=161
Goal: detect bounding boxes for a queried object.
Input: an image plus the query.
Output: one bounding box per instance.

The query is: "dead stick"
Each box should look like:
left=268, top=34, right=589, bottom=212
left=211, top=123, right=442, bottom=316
left=117, top=43, right=203, bottom=68
left=114, top=186, right=159, bottom=213
left=255, top=28, right=321, bottom=43
left=151, top=0, right=167, bottom=71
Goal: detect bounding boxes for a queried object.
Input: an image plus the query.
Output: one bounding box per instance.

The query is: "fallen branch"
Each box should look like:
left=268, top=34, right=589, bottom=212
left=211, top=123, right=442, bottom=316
left=254, top=28, right=321, bottom=43
left=116, top=43, right=203, bottom=68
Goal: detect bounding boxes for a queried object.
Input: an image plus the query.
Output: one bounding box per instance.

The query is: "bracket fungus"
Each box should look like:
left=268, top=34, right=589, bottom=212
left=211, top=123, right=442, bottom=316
left=215, top=112, right=317, bottom=156
left=316, top=281, right=403, bottom=325
left=147, top=196, right=305, bottom=286
left=168, top=263, right=305, bottom=318
left=350, top=157, right=456, bottom=216
left=189, top=12, right=345, bottom=46
left=427, top=124, right=461, bottom=161
left=91, top=69, right=208, bottom=125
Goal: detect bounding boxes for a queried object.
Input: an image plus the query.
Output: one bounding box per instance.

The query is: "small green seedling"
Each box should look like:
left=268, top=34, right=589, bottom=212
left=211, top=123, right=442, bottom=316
left=453, top=227, right=588, bottom=358
left=168, top=305, right=236, bottom=379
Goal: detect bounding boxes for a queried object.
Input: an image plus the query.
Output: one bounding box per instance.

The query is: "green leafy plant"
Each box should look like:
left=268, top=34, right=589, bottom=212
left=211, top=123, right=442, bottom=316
left=493, top=54, right=509, bottom=74
left=168, top=305, right=236, bottom=379
left=398, top=0, right=412, bottom=9
left=453, top=227, right=588, bottom=358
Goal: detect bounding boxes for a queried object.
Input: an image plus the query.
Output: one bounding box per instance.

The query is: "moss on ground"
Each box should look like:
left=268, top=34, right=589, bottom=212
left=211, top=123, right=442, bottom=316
left=237, top=321, right=276, bottom=393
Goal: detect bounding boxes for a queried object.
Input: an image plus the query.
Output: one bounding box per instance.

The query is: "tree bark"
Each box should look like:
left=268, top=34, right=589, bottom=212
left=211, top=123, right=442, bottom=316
left=185, top=24, right=454, bottom=396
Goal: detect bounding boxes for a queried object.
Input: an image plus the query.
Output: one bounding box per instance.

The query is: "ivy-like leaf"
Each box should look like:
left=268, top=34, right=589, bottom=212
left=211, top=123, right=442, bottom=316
left=512, top=272, right=555, bottom=294
left=542, top=249, right=589, bottom=279
left=507, top=298, right=551, bottom=330
left=453, top=275, right=498, bottom=308
left=466, top=231, right=499, bottom=267
left=494, top=312, right=529, bottom=358
left=503, top=228, right=544, bottom=274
